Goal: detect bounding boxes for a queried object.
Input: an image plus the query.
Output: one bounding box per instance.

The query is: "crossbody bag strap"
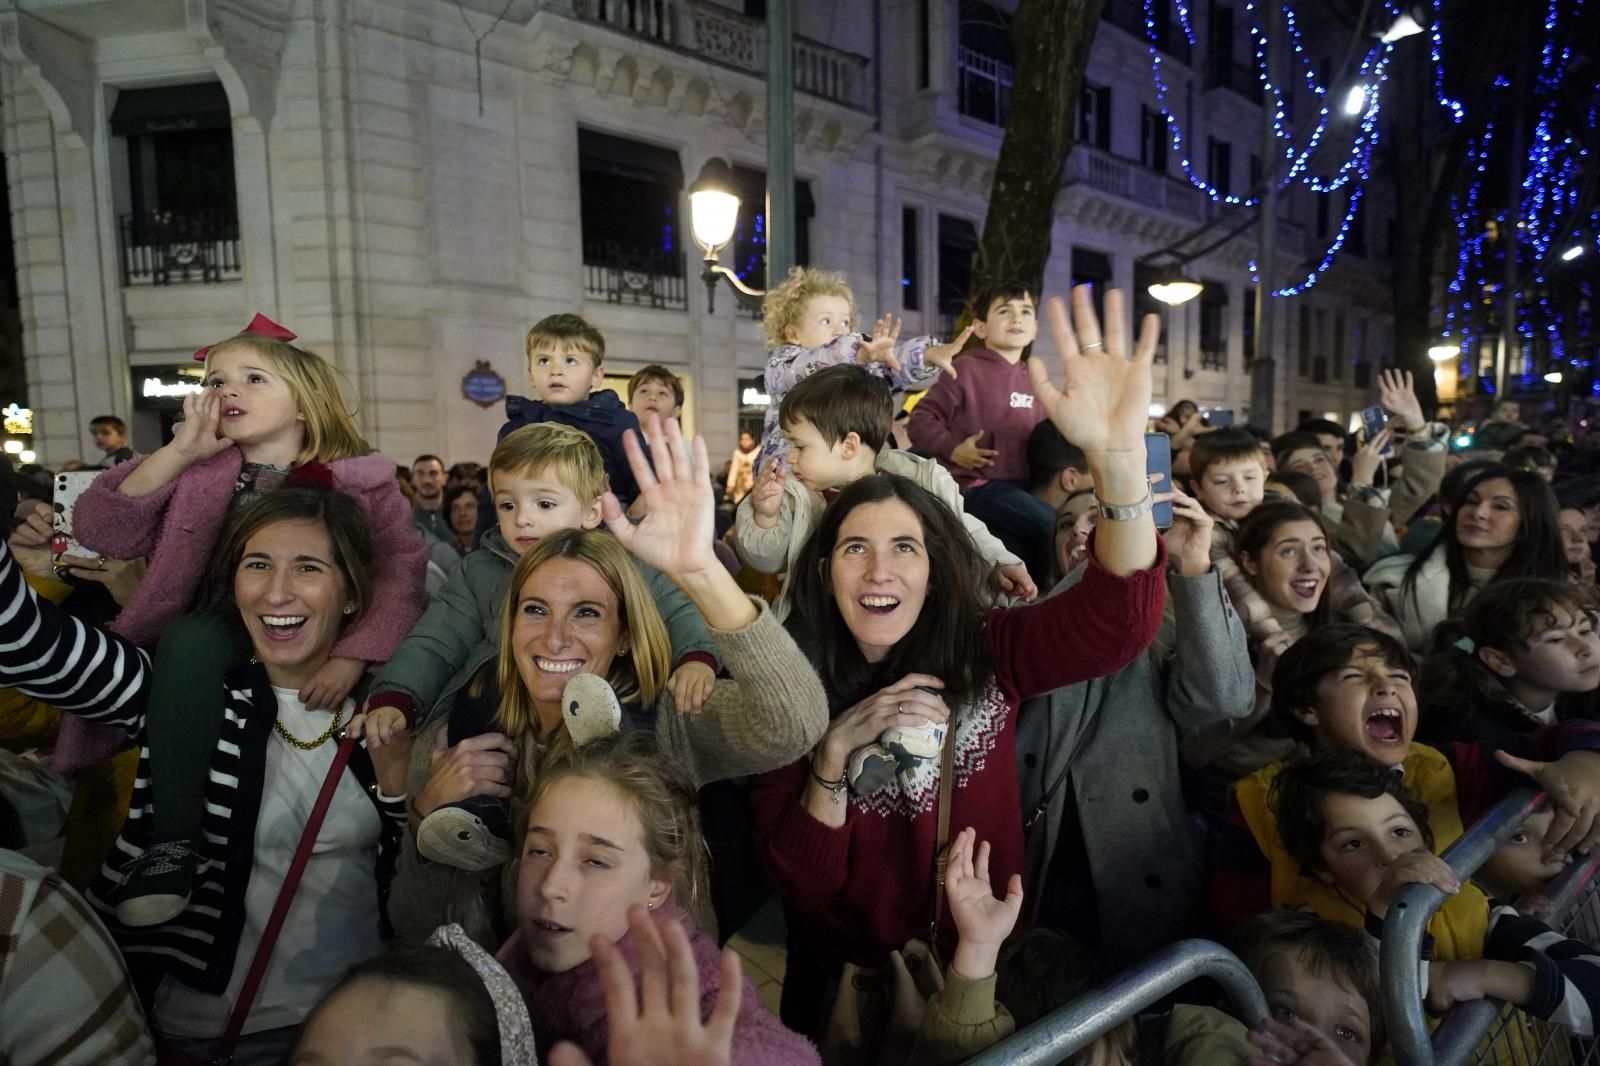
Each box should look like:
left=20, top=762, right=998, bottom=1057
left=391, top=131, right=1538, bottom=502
left=928, top=722, right=958, bottom=963
left=212, top=731, right=359, bottom=1063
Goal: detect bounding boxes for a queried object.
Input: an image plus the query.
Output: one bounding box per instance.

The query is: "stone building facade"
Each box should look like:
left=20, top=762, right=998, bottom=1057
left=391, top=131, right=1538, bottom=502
left=0, top=0, right=1392, bottom=466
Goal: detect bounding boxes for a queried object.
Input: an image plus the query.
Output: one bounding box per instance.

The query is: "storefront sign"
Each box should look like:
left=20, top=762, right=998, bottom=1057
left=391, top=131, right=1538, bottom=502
left=462, top=361, right=507, bottom=409
left=1, top=404, right=31, bottom=434
left=741, top=386, right=771, bottom=408
left=142, top=376, right=204, bottom=398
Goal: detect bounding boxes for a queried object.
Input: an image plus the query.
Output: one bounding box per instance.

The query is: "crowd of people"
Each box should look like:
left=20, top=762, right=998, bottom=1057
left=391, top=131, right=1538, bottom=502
left=5, top=269, right=1600, bottom=1066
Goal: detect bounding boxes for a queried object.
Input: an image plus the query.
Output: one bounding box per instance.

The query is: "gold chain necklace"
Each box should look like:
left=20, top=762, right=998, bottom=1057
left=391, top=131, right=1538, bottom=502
left=273, top=710, right=345, bottom=751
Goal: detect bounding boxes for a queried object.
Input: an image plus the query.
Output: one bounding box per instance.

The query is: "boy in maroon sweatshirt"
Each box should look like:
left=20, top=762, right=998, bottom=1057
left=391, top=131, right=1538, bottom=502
left=908, top=281, right=1055, bottom=568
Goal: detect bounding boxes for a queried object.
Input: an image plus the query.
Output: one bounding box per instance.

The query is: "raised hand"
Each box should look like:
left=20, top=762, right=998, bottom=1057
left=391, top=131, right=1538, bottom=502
left=945, top=827, right=1024, bottom=981
left=996, top=563, right=1038, bottom=601
left=749, top=458, right=787, bottom=529
left=548, top=906, right=741, bottom=1066
left=857, top=314, right=904, bottom=373
left=1029, top=286, right=1158, bottom=457
left=1495, top=750, right=1600, bottom=856
left=924, top=323, right=976, bottom=380
left=1349, top=427, right=1393, bottom=488
left=1248, top=1017, right=1360, bottom=1066
left=169, top=389, right=236, bottom=465
left=1162, top=485, right=1215, bottom=577
left=1377, top=369, right=1426, bottom=432
left=603, top=415, right=717, bottom=579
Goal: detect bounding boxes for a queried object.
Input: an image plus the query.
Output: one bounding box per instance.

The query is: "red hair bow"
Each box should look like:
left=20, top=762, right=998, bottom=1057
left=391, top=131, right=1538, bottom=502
left=193, top=313, right=297, bottom=362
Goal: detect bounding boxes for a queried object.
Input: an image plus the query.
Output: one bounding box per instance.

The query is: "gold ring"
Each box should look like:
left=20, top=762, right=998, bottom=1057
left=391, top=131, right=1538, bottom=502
left=1082, top=341, right=1104, bottom=351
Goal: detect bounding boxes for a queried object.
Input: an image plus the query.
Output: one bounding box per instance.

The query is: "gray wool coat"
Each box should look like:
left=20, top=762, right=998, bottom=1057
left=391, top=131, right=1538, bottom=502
left=1014, top=565, right=1253, bottom=966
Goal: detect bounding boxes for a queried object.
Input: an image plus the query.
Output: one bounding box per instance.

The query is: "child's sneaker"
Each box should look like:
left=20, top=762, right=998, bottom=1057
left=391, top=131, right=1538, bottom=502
left=115, top=840, right=199, bottom=927
left=847, top=743, right=899, bottom=796
left=563, top=673, right=622, bottom=747
left=881, top=720, right=948, bottom=763
left=416, top=795, right=513, bottom=871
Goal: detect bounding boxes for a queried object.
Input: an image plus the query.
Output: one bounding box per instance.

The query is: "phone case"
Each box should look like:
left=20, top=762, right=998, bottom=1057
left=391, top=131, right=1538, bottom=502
left=52, top=471, right=100, bottom=561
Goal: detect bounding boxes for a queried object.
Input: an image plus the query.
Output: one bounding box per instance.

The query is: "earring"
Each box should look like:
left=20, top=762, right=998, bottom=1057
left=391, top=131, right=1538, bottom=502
left=647, top=901, right=655, bottom=911
left=342, top=604, right=355, bottom=615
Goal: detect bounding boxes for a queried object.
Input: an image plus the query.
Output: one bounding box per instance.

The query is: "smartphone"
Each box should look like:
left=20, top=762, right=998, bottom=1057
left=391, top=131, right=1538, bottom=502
left=51, top=471, right=98, bottom=565
left=1207, top=408, right=1236, bottom=428
left=1360, top=404, right=1393, bottom=455
left=1145, top=432, right=1173, bottom=529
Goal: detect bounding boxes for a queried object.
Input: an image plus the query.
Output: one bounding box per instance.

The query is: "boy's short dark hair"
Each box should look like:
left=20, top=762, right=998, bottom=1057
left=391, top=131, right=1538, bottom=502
left=972, top=280, right=1035, bottom=319
left=1267, top=469, right=1323, bottom=511
left=1026, top=421, right=1087, bottom=491
left=1270, top=623, right=1415, bottom=743
left=412, top=454, right=444, bottom=470
left=1271, top=750, right=1434, bottom=879
left=89, top=415, right=127, bottom=434
left=1228, top=909, right=1386, bottom=1059
left=627, top=364, right=684, bottom=407
left=1272, top=430, right=1327, bottom=468
left=1504, top=443, right=1556, bottom=472
left=526, top=312, right=605, bottom=367
left=778, top=364, right=893, bottom=452
left=996, top=928, right=1100, bottom=1029
left=1188, top=428, right=1268, bottom=483
left=1297, top=418, right=1347, bottom=441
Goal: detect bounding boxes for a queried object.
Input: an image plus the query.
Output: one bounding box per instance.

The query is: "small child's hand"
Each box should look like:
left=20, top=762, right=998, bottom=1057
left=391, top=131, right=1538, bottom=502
left=750, top=459, right=786, bottom=528
left=924, top=323, right=976, bottom=380
left=856, top=314, right=904, bottom=373
left=997, top=563, right=1038, bottom=602
left=951, top=432, right=998, bottom=470
left=667, top=660, right=717, bottom=715
left=1425, top=960, right=1533, bottom=1015
left=346, top=702, right=413, bottom=798
left=168, top=389, right=235, bottom=465
left=1247, top=1017, right=1359, bottom=1066
left=299, top=656, right=366, bottom=711
left=351, top=704, right=410, bottom=750
left=1369, top=850, right=1460, bottom=918
left=944, top=826, right=1024, bottom=981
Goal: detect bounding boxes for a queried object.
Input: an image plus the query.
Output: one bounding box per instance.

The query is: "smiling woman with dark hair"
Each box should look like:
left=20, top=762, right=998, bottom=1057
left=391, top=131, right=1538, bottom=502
left=0, top=487, right=409, bottom=1065
left=748, top=287, right=1171, bottom=1046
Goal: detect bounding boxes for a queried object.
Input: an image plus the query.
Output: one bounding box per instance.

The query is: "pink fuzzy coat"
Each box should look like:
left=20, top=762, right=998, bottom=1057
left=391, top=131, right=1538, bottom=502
left=51, top=448, right=426, bottom=772
left=496, top=905, right=819, bottom=1066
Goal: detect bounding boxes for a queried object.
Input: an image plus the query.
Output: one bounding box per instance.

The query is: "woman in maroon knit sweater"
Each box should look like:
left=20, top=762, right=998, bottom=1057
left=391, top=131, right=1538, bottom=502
left=749, top=287, right=1169, bottom=1008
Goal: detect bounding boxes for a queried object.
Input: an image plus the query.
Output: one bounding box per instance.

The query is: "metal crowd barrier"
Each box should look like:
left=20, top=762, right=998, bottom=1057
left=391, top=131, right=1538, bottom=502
left=1381, top=788, right=1600, bottom=1066
left=964, top=938, right=1269, bottom=1066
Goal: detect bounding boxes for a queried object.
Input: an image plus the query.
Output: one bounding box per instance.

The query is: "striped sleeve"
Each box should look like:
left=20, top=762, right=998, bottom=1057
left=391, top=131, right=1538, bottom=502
left=0, top=544, right=150, bottom=731
left=1487, top=905, right=1600, bottom=1036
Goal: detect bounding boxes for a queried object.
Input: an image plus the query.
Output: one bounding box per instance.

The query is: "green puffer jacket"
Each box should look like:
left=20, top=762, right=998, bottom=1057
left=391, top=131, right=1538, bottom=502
left=366, top=527, right=719, bottom=728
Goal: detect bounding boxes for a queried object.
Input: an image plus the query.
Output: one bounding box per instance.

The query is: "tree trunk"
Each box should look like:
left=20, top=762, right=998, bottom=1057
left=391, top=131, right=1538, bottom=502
left=1386, top=41, right=1467, bottom=413
left=968, top=0, right=1107, bottom=309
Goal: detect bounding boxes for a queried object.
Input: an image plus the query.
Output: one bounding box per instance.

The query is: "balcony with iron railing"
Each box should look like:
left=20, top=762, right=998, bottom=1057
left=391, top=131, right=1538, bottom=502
left=1103, top=0, right=1193, bottom=63
left=118, top=210, right=242, bottom=287
left=573, top=0, right=871, bottom=112
left=583, top=241, right=688, bottom=311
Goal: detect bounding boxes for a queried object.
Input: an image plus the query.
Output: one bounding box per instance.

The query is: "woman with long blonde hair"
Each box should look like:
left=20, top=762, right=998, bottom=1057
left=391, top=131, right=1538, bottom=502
left=388, top=416, right=830, bottom=945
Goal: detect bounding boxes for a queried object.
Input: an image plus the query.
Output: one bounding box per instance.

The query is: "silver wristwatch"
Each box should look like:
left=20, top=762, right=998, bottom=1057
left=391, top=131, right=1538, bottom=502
left=1095, top=481, right=1154, bottom=521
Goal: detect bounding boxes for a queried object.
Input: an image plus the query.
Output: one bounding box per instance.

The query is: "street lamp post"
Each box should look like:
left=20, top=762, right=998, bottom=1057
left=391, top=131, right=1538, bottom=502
left=689, top=159, right=766, bottom=314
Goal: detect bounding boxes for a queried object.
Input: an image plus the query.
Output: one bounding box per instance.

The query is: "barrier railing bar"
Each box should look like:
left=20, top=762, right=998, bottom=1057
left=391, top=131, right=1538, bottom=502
left=964, top=938, right=1268, bottom=1066
left=1383, top=789, right=1546, bottom=1066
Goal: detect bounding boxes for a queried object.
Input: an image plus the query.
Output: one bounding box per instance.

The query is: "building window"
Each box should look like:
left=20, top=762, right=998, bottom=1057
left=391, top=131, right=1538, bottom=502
left=1140, top=106, right=1169, bottom=172
left=1315, top=193, right=1330, bottom=239
left=1079, top=83, right=1113, bottom=150
left=1071, top=247, right=1112, bottom=328
left=957, top=1, right=1013, bottom=126
left=1313, top=308, right=1328, bottom=383
left=1133, top=262, right=1169, bottom=364
left=1207, top=138, right=1232, bottom=198
left=1298, top=305, right=1312, bottom=377
left=1249, top=153, right=1262, bottom=191
left=902, top=206, right=921, bottom=311
left=1243, top=288, right=1256, bottom=365
left=1333, top=312, right=1346, bottom=380
left=1200, top=282, right=1228, bottom=370
left=577, top=129, right=687, bottom=310
left=1346, top=199, right=1367, bottom=257
left=1106, top=0, right=1190, bottom=62
left=111, top=82, right=240, bottom=286
left=726, top=164, right=815, bottom=295
left=937, top=214, right=980, bottom=334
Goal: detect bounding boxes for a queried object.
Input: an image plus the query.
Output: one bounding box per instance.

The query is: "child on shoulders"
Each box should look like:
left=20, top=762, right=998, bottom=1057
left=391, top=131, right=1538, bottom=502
left=477, top=314, right=642, bottom=539
left=757, top=267, right=968, bottom=469
left=736, top=364, right=1034, bottom=616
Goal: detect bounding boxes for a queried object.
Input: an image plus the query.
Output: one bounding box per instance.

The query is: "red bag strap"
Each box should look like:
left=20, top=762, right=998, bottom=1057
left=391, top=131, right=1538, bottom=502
left=213, top=731, right=359, bottom=1062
